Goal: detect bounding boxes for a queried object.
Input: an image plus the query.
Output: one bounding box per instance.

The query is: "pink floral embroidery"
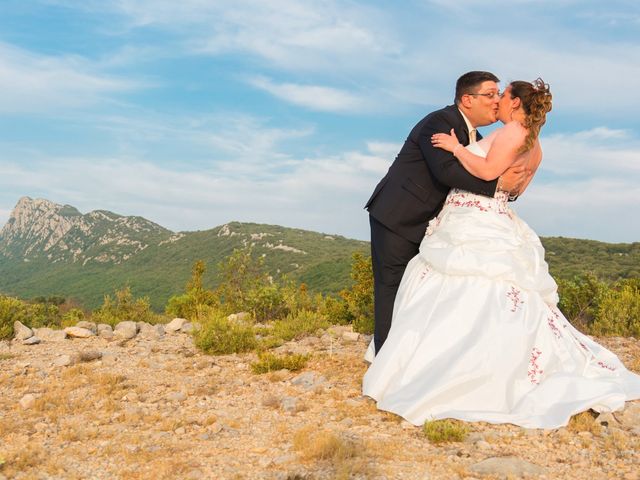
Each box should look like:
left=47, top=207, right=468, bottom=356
left=507, top=286, right=524, bottom=312
left=419, top=264, right=431, bottom=280
left=547, top=309, right=562, bottom=339
left=425, top=216, right=441, bottom=236
left=444, top=190, right=513, bottom=218
left=528, top=347, right=544, bottom=384
left=445, top=196, right=489, bottom=212
left=597, top=361, right=617, bottom=371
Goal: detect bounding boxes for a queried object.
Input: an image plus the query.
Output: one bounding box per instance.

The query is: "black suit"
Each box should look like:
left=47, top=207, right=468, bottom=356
left=365, top=105, right=498, bottom=353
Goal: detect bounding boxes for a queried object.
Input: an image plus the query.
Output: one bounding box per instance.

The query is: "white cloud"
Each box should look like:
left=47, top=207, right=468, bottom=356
left=248, top=76, right=367, bottom=112
left=0, top=42, right=140, bottom=114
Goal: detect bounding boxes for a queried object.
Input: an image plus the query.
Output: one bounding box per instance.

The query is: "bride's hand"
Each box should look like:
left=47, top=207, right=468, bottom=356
left=431, top=128, right=461, bottom=154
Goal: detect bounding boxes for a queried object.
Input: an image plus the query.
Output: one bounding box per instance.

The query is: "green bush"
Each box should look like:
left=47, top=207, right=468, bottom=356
left=194, top=311, right=257, bottom=355
left=92, top=286, right=161, bottom=327
left=423, top=419, right=469, bottom=443
left=0, top=296, right=27, bottom=339
left=251, top=352, right=310, bottom=374
left=269, top=309, right=331, bottom=343
left=589, top=282, right=640, bottom=337
left=166, top=260, right=218, bottom=320
left=337, top=252, right=374, bottom=334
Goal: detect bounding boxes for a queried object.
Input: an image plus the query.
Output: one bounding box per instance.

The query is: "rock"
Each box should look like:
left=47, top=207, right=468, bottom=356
left=596, top=411, right=619, bottom=427
left=53, top=354, right=75, bottom=367
left=166, top=318, right=188, bottom=333
left=64, top=327, right=95, bottom=338
left=617, top=402, right=640, bottom=428
left=227, top=312, right=251, bottom=324
left=19, top=394, right=36, bottom=409
left=97, top=324, right=113, bottom=335
left=34, top=328, right=67, bottom=342
left=139, top=323, right=165, bottom=340
left=291, top=371, right=326, bottom=391
left=342, top=331, right=360, bottom=342
left=469, top=456, right=545, bottom=478
left=22, top=336, right=41, bottom=345
left=114, top=321, right=138, bottom=340
left=76, top=321, right=97, bottom=334
left=78, top=350, right=102, bottom=362
left=475, top=440, right=492, bottom=450
left=181, top=322, right=194, bottom=334
left=272, top=454, right=296, bottom=465
left=167, top=391, right=187, bottom=403
left=14, top=321, right=33, bottom=340
left=281, top=396, right=298, bottom=413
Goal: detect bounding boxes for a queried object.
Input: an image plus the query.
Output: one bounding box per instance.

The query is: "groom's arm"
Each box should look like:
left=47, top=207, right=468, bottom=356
left=417, top=113, right=498, bottom=197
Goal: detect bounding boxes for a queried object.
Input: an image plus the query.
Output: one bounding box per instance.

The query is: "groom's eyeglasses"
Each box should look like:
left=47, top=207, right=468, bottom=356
left=467, top=91, right=501, bottom=99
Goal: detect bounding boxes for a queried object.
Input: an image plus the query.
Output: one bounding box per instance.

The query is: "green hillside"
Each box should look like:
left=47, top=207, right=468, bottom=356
left=0, top=222, right=369, bottom=310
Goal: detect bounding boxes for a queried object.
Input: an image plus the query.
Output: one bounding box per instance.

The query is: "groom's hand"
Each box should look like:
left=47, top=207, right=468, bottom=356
left=497, top=165, right=528, bottom=196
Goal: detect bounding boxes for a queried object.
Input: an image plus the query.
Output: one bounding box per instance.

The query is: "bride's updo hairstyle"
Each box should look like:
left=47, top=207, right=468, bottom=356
left=509, top=78, right=552, bottom=153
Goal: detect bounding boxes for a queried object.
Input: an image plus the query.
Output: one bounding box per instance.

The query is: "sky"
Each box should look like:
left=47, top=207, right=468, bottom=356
left=0, top=0, right=639, bottom=243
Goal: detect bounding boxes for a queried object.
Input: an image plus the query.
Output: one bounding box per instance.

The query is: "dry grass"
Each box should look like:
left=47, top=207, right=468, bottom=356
left=0, top=353, right=15, bottom=361
left=423, top=419, right=469, bottom=444
left=292, top=426, right=373, bottom=478
left=567, top=410, right=602, bottom=435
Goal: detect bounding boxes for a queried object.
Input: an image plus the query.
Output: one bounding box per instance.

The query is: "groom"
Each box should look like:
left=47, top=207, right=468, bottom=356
left=366, top=71, right=526, bottom=354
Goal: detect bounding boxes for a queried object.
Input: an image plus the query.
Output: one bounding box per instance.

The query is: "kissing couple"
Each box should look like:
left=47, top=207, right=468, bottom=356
left=362, top=71, right=640, bottom=429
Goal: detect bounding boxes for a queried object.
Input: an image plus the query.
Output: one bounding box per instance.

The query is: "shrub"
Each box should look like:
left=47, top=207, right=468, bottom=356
left=166, top=260, right=218, bottom=320
left=251, top=352, right=310, bottom=374
left=557, top=274, right=604, bottom=331
left=194, top=311, right=257, bottom=355
left=423, top=419, right=469, bottom=443
left=60, top=308, right=85, bottom=327
left=270, top=309, right=330, bottom=343
left=92, top=286, right=160, bottom=327
left=339, top=252, right=374, bottom=334
left=590, top=281, right=640, bottom=337
left=0, top=296, right=27, bottom=339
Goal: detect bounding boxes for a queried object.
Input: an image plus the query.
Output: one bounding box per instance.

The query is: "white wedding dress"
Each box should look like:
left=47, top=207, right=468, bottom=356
left=362, top=142, right=640, bottom=429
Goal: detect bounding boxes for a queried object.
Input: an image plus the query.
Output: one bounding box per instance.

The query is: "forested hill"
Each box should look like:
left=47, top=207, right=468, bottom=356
left=0, top=197, right=637, bottom=310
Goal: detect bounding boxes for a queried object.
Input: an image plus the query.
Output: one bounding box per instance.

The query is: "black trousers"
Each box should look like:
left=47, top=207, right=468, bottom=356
left=369, top=215, right=420, bottom=354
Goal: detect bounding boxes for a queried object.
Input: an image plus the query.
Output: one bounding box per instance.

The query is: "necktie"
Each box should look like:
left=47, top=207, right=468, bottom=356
left=469, top=129, right=477, bottom=144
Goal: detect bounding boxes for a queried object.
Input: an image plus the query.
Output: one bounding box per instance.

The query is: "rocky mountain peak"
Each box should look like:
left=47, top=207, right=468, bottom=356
left=0, top=197, right=172, bottom=264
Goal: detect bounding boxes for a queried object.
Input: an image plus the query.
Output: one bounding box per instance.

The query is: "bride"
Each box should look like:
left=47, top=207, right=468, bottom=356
left=362, top=78, right=640, bottom=429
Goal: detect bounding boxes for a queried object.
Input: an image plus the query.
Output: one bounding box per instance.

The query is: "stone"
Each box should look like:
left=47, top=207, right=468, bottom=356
left=469, top=456, right=545, bottom=477
left=34, top=328, right=67, bottom=342
left=23, top=336, right=41, bottom=345
left=181, top=322, right=194, bottom=334
left=78, top=350, right=102, bottom=362
left=64, top=327, right=95, bottom=338
left=166, top=318, right=188, bottom=333
left=19, top=394, right=36, bottom=409
left=139, top=323, right=165, bottom=340
left=97, top=324, right=113, bottom=334
left=617, top=402, right=640, bottom=428
left=167, top=391, right=187, bottom=403
left=14, top=321, right=33, bottom=340
left=114, top=321, right=138, bottom=340
left=291, top=371, right=326, bottom=391
left=281, top=396, right=298, bottom=413
left=596, top=411, right=619, bottom=427
left=342, top=331, right=360, bottom=342
left=227, top=312, right=251, bottom=324
left=53, top=354, right=75, bottom=367
left=76, top=321, right=97, bottom=334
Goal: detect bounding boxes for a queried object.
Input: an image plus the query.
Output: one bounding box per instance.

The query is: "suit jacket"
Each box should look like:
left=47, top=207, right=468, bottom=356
left=365, top=105, right=498, bottom=244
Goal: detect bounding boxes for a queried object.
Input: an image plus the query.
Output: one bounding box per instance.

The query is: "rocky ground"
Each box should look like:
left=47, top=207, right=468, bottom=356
left=1, top=321, right=640, bottom=480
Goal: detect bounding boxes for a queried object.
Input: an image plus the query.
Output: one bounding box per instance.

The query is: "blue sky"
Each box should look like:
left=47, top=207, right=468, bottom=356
left=1, top=0, right=639, bottom=242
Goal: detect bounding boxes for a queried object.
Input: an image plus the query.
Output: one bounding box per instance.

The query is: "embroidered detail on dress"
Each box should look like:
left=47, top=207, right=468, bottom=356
left=547, top=309, right=563, bottom=339
left=597, top=361, right=617, bottom=371
left=507, top=286, right=524, bottom=312
left=419, top=264, right=432, bottom=280
left=528, top=347, right=544, bottom=384
left=444, top=190, right=514, bottom=218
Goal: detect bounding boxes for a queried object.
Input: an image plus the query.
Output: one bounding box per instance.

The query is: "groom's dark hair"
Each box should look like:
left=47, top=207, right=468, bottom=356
left=455, top=71, right=500, bottom=104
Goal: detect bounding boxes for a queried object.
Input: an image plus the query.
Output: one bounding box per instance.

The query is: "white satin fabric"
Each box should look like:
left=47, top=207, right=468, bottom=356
left=363, top=144, right=640, bottom=429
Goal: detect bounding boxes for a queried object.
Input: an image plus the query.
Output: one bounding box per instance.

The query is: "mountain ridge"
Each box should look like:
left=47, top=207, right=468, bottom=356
left=1, top=197, right=638, bottom=310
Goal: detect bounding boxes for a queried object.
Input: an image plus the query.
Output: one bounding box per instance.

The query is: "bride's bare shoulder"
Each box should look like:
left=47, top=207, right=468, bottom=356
left=498, top=121, right=527, bottom=137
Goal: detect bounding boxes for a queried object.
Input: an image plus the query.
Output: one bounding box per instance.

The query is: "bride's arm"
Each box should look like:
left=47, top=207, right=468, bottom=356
left=431, top=122, right=526, bottom=181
